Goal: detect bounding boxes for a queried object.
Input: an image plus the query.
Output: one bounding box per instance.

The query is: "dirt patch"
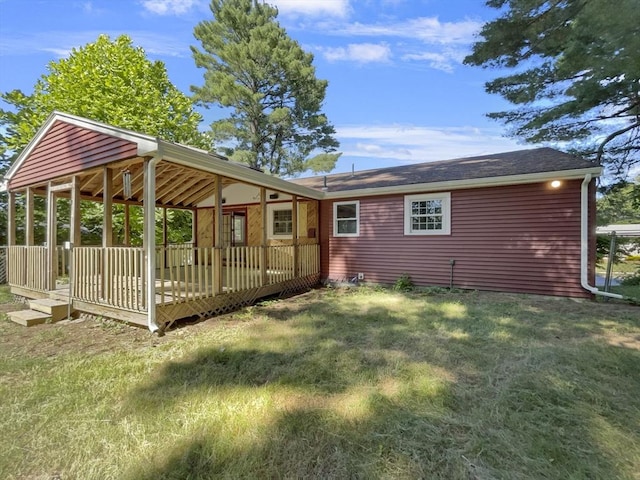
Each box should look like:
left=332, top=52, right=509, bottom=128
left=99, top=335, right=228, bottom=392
left=599, top=333, right=640, bottom=351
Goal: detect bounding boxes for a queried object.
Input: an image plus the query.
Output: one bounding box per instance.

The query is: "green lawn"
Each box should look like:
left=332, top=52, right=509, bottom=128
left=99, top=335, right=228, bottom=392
left=1, top=285, right=639, bottom=479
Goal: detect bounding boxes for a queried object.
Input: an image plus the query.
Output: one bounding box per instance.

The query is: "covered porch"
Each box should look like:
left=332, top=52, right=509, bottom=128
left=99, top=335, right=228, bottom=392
left=4, top=113, right=322, bottom=332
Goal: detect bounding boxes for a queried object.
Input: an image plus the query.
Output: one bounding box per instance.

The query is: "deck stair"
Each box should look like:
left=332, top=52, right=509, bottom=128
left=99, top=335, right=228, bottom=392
left=7, top=299, right=73, bottom=327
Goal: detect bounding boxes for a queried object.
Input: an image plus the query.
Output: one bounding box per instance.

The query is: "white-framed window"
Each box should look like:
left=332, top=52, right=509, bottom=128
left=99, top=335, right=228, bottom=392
left=404, top=193, right=451, bottom=235
left=333, top=200, right=360, bottom=237
left=273, top=208, right=293, bottom=235
left=267, top=203, right=305, bottom=239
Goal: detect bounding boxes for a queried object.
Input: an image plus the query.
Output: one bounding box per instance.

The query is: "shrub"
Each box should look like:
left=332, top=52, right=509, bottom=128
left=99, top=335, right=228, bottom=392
left=393, top=273, right=414, bottom=292
left=621, top=273, right=640, bottom=286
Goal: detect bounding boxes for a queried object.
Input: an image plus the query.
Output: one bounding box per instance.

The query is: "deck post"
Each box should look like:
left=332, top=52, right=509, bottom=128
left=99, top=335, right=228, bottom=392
left=103, top=168, right=113, bottom=247
left=292, top=194, right=299, bottom=277
left=102, top=168, right=113, bottom=300
left=144, top=157, right=161, bottom=333
left=46, top=182, right=56, bottom=291
left=260, top=187, right=268, bottom=286
left=213, top=174, right=223, bottom=294
left=25, top=188, right=34, bottom=246
left=124, top=204, right=130, bottom=247
left=7, top=191, right=16, bottom=246
left=70, top=176, right=81, bottom=246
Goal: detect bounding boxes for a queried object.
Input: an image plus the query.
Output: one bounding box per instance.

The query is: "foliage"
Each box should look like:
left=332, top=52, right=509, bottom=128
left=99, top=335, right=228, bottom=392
left=393, top=273, right=414, bottom=291
left=191, top=0, right=340, bottom=176
left=621, top=273, right=640, bottom=286
left=597, top=179, right=640, bottom=226
left=0, top=34, right=209, bottom=158
left=0, top=34, right=204, bottom=245
left=464, top=0, right=640, bottom=179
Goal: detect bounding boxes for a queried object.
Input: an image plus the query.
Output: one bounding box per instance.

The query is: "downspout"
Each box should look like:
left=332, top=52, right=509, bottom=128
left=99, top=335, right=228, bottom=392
left=580, top=174, right=623, bottom=299
left=144, top=155, right=163, bottom=334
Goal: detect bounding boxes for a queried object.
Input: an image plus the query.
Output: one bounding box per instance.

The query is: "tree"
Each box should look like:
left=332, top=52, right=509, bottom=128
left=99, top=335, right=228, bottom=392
left=597, top=179, right=640, bottom=226
left=0, top=34, right=209, bottom=156
left=191, top=0, right=340, bottom=176
left=0, top=34, right=204, bottom=245
left=464, top=0, right=640, bottom=179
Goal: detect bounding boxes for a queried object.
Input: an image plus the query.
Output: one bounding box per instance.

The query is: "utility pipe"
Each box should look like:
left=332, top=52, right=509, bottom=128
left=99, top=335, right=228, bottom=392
left=580, top=174, right=623, bottom=299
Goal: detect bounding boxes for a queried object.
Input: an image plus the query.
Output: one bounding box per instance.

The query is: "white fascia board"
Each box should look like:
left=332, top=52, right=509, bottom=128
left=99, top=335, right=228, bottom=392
left=321, top=166, right=603, bottom=200
left=5, top=111, right=158, bottom=181
left=156, top=141, right=324, bottom=200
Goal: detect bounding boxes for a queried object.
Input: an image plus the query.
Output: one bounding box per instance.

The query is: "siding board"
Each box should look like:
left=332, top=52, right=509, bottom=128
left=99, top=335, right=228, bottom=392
left=9, top=120, right=138, bottom=189
left=321, top=180, right=593, bottom=298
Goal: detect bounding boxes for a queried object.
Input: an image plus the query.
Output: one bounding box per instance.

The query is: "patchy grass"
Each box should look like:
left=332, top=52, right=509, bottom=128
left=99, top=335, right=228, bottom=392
left=1, top=286, right=639, bottom=479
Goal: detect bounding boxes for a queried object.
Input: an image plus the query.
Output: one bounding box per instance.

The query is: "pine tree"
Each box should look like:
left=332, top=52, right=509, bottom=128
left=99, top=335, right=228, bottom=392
left=465, top=0, right=640, bottom=178
left=191, top=0, right=340, bottom=176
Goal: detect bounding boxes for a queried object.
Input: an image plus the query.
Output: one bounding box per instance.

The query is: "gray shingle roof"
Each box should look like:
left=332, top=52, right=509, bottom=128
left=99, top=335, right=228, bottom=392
left=292, top=148, right=598, bottom=193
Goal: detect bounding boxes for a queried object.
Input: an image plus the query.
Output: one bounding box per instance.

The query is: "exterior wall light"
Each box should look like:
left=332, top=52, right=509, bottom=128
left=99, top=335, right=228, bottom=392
left=551, top=180, right=562, bottom=188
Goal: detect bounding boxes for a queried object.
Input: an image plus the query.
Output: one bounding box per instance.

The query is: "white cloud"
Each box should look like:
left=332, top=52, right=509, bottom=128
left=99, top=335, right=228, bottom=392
left=0, top=31, right=189, bottom=58
left=321, top=43, right=391, bottom=63
left=140, top=0, right=199, bottom=15
left=401, top=49, right=466, bottom=73
left=335, top=124, right=524, bottom=163
left=337, top=16, right=481, bottom=45
left=269, top=0, right=350, bottom=18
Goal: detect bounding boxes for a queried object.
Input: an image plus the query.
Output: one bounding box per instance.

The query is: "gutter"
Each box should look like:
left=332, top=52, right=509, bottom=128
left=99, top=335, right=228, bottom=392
left=580, top=174, right=623, bottom=299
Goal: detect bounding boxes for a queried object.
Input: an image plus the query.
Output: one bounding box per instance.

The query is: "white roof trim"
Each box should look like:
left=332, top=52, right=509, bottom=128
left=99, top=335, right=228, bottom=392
left=320, top=166, right=603, bottom=199
left=5, top=111, right=158, bottom=180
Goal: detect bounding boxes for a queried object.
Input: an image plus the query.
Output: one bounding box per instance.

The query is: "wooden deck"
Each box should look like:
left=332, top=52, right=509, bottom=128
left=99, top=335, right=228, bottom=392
left=8, top=244, right=320, bottom=329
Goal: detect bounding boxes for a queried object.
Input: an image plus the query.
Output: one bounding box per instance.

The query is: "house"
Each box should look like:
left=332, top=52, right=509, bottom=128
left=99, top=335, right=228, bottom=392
left=2, top=112, right=609, bottom=332
left=293, top=148, right=604, bottom=299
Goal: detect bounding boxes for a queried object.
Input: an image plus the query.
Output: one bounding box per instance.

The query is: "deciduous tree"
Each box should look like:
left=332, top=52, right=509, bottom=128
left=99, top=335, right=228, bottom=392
left=0, top=34, right=208, bottom=157
left=0, top=34, right=204, bottom=245
left=191, top=0, right=340, bottom=176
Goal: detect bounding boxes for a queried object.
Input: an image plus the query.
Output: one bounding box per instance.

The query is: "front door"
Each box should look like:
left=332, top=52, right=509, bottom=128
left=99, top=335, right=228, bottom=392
left=222, top=212, right=246, bottom=248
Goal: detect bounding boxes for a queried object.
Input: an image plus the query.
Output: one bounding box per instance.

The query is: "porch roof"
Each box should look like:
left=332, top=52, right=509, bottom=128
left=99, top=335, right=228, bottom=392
left=3, top=111, right=323, bottom=206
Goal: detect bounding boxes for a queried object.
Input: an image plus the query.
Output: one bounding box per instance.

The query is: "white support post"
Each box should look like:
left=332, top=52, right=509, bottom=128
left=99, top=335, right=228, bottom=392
left=144, top=157, right=162, bottom=333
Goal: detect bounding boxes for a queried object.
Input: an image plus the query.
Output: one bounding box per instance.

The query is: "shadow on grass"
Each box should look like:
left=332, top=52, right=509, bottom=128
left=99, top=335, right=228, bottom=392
left=125, top=289, right=640, bottom=479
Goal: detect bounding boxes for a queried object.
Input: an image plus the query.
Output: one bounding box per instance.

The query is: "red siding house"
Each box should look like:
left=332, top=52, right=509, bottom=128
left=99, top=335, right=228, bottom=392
left=293, top=148, right=602, bottom=298
left=3, top=113, right=609, bottom=331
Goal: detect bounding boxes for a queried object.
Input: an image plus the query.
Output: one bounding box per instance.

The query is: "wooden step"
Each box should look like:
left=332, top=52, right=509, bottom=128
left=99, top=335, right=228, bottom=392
left=29, top=299, right=72, bottom=322
left=7, top=310, right=51, bottom=327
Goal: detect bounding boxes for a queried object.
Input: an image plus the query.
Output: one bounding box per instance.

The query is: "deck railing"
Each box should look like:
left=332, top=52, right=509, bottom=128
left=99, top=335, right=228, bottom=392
left=155, top=244, right=319, bottom=304
left=7, top=245, right=48, bottom=291
left=73, top=247, right=146, bottom=312
left=7, top=243, right=319, bottom=311
left=0, top=247, right=6, bottom=284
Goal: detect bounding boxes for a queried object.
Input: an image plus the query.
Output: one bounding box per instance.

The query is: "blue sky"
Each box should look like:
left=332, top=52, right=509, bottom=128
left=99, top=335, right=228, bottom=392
left=0, top=0, right=527, bottom=175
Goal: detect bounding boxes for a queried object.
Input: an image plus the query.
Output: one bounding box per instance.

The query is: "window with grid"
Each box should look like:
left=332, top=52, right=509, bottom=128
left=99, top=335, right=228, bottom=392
left=272, top=208, right=292, bottom=235
left=334, top=201, right=359, bottom=237
left=404, top=193, right=451, bottom=235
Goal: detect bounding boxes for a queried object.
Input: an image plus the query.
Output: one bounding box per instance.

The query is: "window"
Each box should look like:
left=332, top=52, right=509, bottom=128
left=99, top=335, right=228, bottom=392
left=267, top=203, right=305, bottom=239
left=404, top=193, right=451, bottom=235
left=334, top=201, right=360, bottom=237
left=273, top=208, right=293, bottom=235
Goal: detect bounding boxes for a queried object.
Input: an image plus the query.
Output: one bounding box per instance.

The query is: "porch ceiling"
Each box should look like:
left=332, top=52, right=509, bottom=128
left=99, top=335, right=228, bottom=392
left=27, top=157, right=241, bottom=209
